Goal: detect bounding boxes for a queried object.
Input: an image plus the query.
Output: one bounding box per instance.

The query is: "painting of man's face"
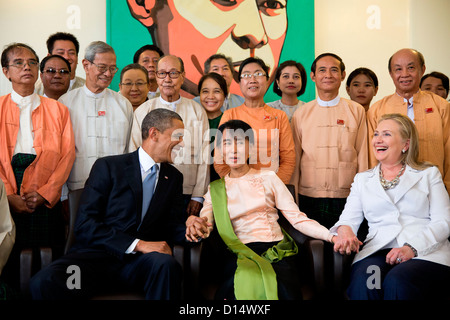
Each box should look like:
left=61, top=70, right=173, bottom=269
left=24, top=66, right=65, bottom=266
left=127, top=0, right=288, bottom=97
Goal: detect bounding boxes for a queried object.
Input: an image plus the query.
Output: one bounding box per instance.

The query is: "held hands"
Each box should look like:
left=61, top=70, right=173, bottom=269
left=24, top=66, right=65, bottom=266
left=185, top=216, right=211, bottom=242
left=333, top=225, right=363, bottom=255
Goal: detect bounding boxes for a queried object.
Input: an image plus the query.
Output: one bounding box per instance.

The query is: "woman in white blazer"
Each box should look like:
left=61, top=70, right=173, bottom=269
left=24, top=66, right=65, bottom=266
left=331, top=113, right=450, bottom=300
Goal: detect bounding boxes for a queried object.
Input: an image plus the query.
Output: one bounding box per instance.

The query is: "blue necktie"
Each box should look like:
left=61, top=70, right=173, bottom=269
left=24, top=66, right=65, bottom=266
left=141, top=164, right=158, bottom=222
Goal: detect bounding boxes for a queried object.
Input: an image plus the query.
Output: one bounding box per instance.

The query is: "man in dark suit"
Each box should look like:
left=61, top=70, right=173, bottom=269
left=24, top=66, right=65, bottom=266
left=30, top=109, right=186, bottom=300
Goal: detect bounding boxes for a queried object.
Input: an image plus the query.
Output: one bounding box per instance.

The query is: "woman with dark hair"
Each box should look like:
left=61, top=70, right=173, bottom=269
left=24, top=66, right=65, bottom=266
left=187, top=120, right=334, bottom=300
left=198, top=72, right=228, bottom=182
left=346, top=67, right=379, bottom=112
left=332, top=113, right=450, bottom=300
left=268, top=60, right=307, bottom=121
left=214, top=57, right=296, bottom=184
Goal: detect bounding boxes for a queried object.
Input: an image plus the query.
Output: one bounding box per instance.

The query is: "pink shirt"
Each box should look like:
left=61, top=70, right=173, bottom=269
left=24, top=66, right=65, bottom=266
left=200, top=169, right=332, bottom=244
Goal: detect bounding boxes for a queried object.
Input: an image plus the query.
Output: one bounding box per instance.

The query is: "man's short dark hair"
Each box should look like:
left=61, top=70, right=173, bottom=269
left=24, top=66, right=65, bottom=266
left=40, top=55, right=71, bottom=73
left=141, top=108, right=183, bottom=140
left=1, top=42, right=39, bottom=68
left=311, top=53, right=345, bottom=75
left=133, top=44, right=164, bottom=63
left=46, top=32, right=80, bottom=54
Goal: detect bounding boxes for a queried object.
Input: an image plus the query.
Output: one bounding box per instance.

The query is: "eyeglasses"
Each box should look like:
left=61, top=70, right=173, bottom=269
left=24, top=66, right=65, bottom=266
left=8, top=59, right=39, bottom=69
left=240, top=72, right=266, bottom=79
left=120, top=82, right=148, bottom=88
left=88, top=60, right=119, bottom=74
left=156, top=71, right=182, bottom=79
left=43, top=68, right=71, bottom=76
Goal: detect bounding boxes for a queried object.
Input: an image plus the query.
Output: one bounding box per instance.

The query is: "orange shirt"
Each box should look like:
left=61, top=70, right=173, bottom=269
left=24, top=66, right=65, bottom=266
left=0, top=94, right=75, bottom=208
left=367, top=91, right=450, bottom=193
left=214, top=104, right=296, bottom=184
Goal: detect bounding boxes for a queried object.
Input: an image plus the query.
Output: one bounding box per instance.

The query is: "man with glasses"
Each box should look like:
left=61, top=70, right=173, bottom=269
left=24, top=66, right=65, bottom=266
left=59, top=41, right=133, bottom=222
left=130, top=55, right=209, bottom=217
left=40, top=55, right=71, bottom=100
left=35, top=32, right=85, bottom=95
left=0, top=43, right=75, bottom=296
left=119, top=63, right=151, bottom=111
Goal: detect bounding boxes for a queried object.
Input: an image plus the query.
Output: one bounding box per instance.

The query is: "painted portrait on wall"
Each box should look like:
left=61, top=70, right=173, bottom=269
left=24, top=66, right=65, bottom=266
left=106, top=0, right=315, bottom=102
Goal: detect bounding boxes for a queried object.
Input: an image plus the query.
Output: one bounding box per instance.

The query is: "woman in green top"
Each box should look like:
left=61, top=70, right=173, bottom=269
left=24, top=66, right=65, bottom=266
left=198, top=72, right=228, bottom=182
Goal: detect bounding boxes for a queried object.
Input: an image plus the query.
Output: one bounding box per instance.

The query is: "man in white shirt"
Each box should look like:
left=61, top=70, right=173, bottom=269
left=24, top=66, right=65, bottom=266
left=130, top=55, right=209, bottom=217
left=59, top=41, right=133, bottom=220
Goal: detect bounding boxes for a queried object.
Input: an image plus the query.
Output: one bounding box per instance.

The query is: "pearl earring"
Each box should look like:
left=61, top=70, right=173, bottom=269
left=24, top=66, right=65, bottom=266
left=402, top=149, right=406, bottom=154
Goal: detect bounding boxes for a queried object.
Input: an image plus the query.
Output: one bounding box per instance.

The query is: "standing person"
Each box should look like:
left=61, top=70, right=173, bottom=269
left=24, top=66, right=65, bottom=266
left=129, top=55, right=209, bottom=217
left=186, top=120, right=335, bottom=300
left=420, top=71, right=449, bottom=100
left=133, top=44, right=164, bottom=99
left=290, top=53, right=368, bottom=228
left=198, top=72, right=228, bottom=182
left=30, top=109, right=186, bottom=300
left=0, top=43, right=75, bottom=294
left=0, top=180, right=15, bottom=299
left=268, top=60, right=307, bottom=122
left=346, top=67, right=379, bottom=112
left=332, top=113, right=450, bottom=300
left=35, top=32, right=85, bottom=94
left=39, top=55, right=71, bottom=100
left=367, top=48, right=450, bottom=194
left=194, top=54, right=244, bottom=112
left=119, top=63, right=151, bottom=111
left=59, top=41, right=133, bottom=225
left=214, top=57, right=296, bottom=184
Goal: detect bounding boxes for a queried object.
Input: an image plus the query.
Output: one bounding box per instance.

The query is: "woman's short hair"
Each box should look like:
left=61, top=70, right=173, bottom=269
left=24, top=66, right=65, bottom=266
left=120, top=63, right=150, bottom=84
left=238, top=57, right=270, bottom=82
left=378, top=113, right=432, bottom=170
left=272, top=60, right=307, bottom=97
left=346, top=67, right=379, bottom=88
left=216, top=120, right=255, bottom=148
left=197, top=72, right=228, bottom=97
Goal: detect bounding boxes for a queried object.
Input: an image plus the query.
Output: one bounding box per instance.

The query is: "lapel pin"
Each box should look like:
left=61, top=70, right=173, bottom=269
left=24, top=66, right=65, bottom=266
left=337, top=119, right=345, bottom=125
left=425, top=107, right=433, bottom=113
left=98, top=110, right=106, bottom=116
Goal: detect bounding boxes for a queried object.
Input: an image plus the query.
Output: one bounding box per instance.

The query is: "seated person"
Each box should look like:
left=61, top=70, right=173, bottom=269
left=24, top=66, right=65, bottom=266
left=186, top=119, right=335, bottom=300
left=331, top=113, right=450, bottom=300
left=30, top=109, right=186, bottom=300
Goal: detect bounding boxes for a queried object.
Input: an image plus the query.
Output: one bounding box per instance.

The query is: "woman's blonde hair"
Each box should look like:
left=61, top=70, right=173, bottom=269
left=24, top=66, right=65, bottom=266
left=378, top=113, right=433, bottom=170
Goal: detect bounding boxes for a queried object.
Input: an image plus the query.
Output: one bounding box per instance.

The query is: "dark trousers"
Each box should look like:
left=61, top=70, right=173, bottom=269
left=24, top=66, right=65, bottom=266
left=347, top=249, right=450, bottom=300
left=29, top=250, right=182, bottom=300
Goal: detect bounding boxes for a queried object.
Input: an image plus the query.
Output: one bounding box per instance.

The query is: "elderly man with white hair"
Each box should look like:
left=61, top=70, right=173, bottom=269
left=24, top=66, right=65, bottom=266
left=59, top=41, right=133, bottom=219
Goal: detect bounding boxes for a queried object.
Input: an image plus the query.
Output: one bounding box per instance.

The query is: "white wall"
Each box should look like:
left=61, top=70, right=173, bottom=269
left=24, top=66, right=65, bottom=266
left=0, top=0, right=106, bottom=95
left=1, top=0, right=449, bottom=101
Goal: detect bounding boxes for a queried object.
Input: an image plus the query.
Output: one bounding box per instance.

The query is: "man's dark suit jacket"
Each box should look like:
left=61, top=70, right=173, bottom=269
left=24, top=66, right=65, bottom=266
left=70, top=150, right=185, bottom=260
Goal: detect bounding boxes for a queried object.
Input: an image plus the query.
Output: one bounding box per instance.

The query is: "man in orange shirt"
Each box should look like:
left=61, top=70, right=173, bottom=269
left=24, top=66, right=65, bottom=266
left=0, top=43, right=75, bottom=293
left=367, top=48, right=450, bottom=195
left=290, top=53, right=368, bottom=228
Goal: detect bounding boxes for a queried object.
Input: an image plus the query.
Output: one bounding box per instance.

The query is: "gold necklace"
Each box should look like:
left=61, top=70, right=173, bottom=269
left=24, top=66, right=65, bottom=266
left=379, top=163, right=406, bottom=190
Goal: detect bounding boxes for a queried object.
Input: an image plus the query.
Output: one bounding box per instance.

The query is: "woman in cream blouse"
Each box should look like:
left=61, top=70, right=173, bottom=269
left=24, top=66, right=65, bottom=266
left=186, top=119, right=334, bottom=300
